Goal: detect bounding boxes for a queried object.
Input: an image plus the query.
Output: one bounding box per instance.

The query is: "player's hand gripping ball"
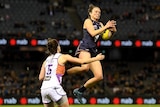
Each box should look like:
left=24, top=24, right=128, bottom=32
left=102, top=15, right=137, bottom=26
left=102, top=29, right=112, bottom=40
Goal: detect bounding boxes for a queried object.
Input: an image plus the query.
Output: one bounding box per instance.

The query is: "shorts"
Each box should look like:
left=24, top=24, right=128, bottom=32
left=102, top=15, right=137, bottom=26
left=41, top=86, right=67, bottom=105
left=75, top=42, right=98, bottom=57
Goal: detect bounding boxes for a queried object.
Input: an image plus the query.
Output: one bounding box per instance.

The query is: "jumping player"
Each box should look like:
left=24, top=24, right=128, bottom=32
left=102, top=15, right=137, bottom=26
left=39, top=38, right=105, bottom=107
left=67, top=4, right=117, bottom=104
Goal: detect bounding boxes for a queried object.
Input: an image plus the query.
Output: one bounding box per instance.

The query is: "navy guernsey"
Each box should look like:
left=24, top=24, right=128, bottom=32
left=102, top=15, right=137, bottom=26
left=75, top=19, right=102, bottom=57
left=82, top=20, right=101, bottom=48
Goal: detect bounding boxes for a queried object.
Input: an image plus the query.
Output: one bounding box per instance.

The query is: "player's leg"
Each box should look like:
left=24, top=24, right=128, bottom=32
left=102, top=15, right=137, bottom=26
left=41, top=89, right=55, bottom=107
left=66, top=65, right=87, bottom=74
left=43, top=102, right=54, bottom=107
left=73, top=60, right=103, bottom=104
left=56, top=95, right=69, bottom=107
left=75, top=60, right=103, bottom=93
left=84, top=60, right=103, bottom=88
left=72, top=51, right=91, bottom=103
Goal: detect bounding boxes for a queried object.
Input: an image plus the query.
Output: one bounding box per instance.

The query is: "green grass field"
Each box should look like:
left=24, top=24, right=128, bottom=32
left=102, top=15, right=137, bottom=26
left=1, top=105, right=160, bottom=107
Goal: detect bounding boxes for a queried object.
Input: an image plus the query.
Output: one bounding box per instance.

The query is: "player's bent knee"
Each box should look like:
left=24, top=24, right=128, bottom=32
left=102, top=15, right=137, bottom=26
left=95, top=75, right=103, bottom=81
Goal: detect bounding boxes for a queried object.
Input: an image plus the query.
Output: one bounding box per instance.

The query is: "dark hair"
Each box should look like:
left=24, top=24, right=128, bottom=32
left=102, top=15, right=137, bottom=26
left=46, top=38, right=59, bottom=55
left=88, top=4, right=99, bottom=18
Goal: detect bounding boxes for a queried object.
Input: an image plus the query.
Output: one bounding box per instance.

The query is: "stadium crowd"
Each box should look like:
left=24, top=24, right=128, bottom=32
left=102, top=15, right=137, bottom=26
left=0, top=0, right=160, bottom=40
left=0, top=59, right=160, bottom=97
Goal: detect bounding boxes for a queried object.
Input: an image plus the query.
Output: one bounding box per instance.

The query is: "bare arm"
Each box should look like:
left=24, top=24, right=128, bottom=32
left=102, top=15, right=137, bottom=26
left=84, top=19, right=116, bottom=37
left=39, top=61, right=46, bottom=81
left=60, top=53, right=105, bottom=65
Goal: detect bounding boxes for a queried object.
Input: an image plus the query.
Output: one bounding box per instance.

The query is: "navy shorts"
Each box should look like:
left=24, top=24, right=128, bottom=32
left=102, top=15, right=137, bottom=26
left=75, top=42, right=98, bottom=57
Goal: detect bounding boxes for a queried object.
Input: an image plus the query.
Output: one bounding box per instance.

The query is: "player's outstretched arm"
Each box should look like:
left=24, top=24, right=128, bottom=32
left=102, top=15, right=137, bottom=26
left=62, top=53, right=105, bottom=65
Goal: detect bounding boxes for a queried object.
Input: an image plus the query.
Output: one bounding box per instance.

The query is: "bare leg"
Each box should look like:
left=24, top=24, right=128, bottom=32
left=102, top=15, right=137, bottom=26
left=72, top=53, right=103, bottom=104
left=84, top=60, right=103, bottom=88
left=58, top=101, right=69, bottom=107
left=67, top=66, right=88, bottom=74
left=78, top=51, right=103, bottom=88
left=43, top=102, right=54, bottom=107
left=57, top=96, right=69, bottom=107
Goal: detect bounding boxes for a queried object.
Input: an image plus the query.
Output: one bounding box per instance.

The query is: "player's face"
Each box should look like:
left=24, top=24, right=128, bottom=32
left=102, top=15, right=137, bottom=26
left=90, top=7, right=101, bottom=21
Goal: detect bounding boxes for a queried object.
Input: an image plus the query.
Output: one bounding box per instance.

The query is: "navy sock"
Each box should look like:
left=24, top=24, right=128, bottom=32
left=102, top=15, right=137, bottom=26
left=78, top=86, right=86, bottom=93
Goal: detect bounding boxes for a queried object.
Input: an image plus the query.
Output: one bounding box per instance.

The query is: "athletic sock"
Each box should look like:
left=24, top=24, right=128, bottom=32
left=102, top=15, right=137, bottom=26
left=78, top=86, right=86, bottom=93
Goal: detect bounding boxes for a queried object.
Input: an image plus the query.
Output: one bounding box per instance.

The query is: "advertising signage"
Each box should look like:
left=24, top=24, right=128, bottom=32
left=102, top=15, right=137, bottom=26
left=0, top=96, right=159, bottom=105
left=0, top=38, right=160, bottom=48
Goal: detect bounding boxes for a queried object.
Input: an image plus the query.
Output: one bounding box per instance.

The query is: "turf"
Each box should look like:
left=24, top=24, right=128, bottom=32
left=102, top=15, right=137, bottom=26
left=1, top=104, right=160, bottom=107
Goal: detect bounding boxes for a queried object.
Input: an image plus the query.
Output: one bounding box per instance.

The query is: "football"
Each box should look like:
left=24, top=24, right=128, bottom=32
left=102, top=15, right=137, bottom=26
left=102, top=29, right=112, bottom=40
